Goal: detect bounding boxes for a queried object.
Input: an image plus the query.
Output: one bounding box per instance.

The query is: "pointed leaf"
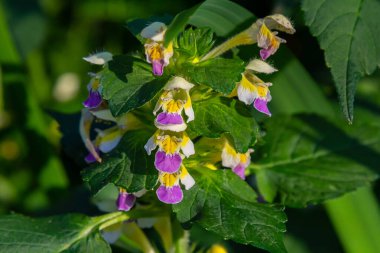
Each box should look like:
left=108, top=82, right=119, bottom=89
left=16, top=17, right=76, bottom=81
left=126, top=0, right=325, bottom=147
left=101, top=55, right=168, bottom=117
left=302, top=0, right=380, bottom=122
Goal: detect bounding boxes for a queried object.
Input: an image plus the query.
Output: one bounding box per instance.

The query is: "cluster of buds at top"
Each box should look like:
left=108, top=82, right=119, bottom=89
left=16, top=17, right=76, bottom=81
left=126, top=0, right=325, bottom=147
left=144, top=77, right=196, bottom=204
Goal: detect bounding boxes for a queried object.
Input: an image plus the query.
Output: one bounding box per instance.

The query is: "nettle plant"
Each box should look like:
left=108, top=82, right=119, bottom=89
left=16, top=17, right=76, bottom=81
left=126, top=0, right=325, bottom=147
left=2, top=0, right=380, bottom=253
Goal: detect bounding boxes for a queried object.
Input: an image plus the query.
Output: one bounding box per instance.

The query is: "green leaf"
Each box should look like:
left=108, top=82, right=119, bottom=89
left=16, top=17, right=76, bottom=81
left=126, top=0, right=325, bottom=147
left=174, top=27, right=215, bottom=59
left=101, top=55, right=168, bottom=117
left=164, top=0, right=254, bottom=46
left=0, top=213, right=114, bottom=253
left=173, top=168, right=287, bottom=253
left=82, top=129, right=158, bottom=194
left=188, top=97, right=259, bottom=153
left=181, top=58, right=245, bottom=95
left=254, top=114, right=379, bottom=207
left=302, top=0, right=380, bottom=122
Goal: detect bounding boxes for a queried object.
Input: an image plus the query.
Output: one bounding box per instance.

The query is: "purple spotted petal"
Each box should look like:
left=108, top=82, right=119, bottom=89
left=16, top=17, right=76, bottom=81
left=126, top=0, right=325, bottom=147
left=154, top=151, right=182, bottom=173
left=233, top=164, right=246, bottom=180
left=156, top=112, right=183, bottom=125
left=254, top=98, right=271, bottom=116
left=156, top=185, right=183, bottom=204
left=152, top=60, right=164, bottom=76
left=85, top=148, right=100, bottom=163
left=117, top=192, right=136, bottom=211
left=83, top=90, right=102, bottom=108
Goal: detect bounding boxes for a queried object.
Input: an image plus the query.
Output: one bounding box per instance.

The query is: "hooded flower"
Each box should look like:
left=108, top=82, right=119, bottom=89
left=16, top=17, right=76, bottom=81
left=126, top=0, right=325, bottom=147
left=83, top=74, right=103, bottom=109
left=156, top=165, right=195, bottom=204
left=221, top=141, right=253, bottom=180
left=154, top=77, right=195, bottom=131
left=144, top=130, right=195, bottom=173
left=237, top=71, right=272, bottom=116
left=141, top=22, right=173, bottom=76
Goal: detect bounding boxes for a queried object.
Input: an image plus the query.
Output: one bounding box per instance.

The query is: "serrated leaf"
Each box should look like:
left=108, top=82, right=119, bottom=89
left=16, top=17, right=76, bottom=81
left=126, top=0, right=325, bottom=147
left=101, top=55, right=168, bottom=117
left=82, top=130, right=158, bottom=194
left=173, top=168, right=287, bottom=253
left=174, top=27, right=215, bottom=59
left=188, top=97, right=258, bottom=153
left=164, top=0, right=254, bottom=46
left=0, top=213, right=112, bottom=253
left=181, top=58, right=245, bottom=95
left=302, top=0, right=380, bottom=122
left=254, top=114, right=379, bottom=207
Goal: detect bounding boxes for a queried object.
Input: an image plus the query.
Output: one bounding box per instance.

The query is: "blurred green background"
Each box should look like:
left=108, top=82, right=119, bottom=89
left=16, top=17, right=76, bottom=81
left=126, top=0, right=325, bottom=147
left=0, top=0, right=379, bottom=252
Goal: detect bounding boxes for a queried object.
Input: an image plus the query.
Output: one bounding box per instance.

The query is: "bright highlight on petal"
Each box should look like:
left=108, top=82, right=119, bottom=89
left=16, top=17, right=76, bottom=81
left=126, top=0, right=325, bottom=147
left=246, top=59, right=278, bottom=74
left=83, top=51, right=113, bottom=65
left=141, top=22, right=167, bottom=42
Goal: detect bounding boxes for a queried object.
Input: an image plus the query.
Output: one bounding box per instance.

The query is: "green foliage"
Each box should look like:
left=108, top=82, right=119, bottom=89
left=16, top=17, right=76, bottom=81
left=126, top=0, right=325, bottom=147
left=174, top=27, right=215, bottom=60
left=188, top=97, right=259, bottom=153
left=164, top=0, right=254, bottom=46
left=180, top=58, right=245, bottom=95
left=82, top=130, right=158, bottom=194
left=254, top=114, right=379, bottom=207
left=0, top=213, right=112, bottom=253
left=302, top=0, right=380, bottom=122
left=101, top=55, right=169, bottom=117
left=173, top=168, right=287, bottom=253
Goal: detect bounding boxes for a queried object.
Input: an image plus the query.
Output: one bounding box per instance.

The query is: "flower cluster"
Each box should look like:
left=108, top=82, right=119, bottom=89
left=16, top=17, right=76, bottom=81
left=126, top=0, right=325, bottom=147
left=145, top=77, right=196, bottom=204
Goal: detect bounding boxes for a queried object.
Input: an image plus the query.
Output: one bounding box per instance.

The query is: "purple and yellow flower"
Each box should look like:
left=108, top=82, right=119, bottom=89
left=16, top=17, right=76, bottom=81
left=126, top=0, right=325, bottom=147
left=156, top=165, right=195, bottom=204
left=154, top=77, right=194, bottom=131
left=145, top=131, right=195, bottom=173
left=141, top=22, right=173, bottom=76
left=221, top=141, right=253, bottom=180
left=117, top=188, right=136, bottom=211
left=257, top=23, right=286, bottom=60
left=237, top=72, right=272, bottom=116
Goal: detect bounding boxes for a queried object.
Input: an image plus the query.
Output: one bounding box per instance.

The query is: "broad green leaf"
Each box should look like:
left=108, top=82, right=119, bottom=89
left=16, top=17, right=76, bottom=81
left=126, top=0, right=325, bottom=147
left=188, top=97, right=259, bottom=153
left=181, top=58, right=245, bottom=95
left=164, top=0, right=254, bottom=46
left=253, top=114, right=379, bottom=207
left=0, top=213, right=115, bottom=253
left=302, top=0, right=380, bottom=122
left=82, top=129, right=158, bottom=194
left=173, top=168, right=287, bottom=253
left=101, top=55, right=168, bottom=117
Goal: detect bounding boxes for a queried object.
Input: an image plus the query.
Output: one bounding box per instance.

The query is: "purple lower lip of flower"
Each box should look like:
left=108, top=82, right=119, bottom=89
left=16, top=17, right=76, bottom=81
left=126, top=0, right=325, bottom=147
left=152, top=60, right=164, bottom=76
left=156, top=185, right=183, bottom=204
left=259, top=48, right=272, bottom=61
left=232, top=164, right=246, bottom=180
left=254, top=98, right=271, bottom=116
left=156, top=112, right=183, bottom=125
left=117, top=192, right=136, bottom=211
left=154, top=151, right=182, bottom=173
left=85, top=148, right=100, bottom=163
left=83, top=90, right=102, bottom=108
